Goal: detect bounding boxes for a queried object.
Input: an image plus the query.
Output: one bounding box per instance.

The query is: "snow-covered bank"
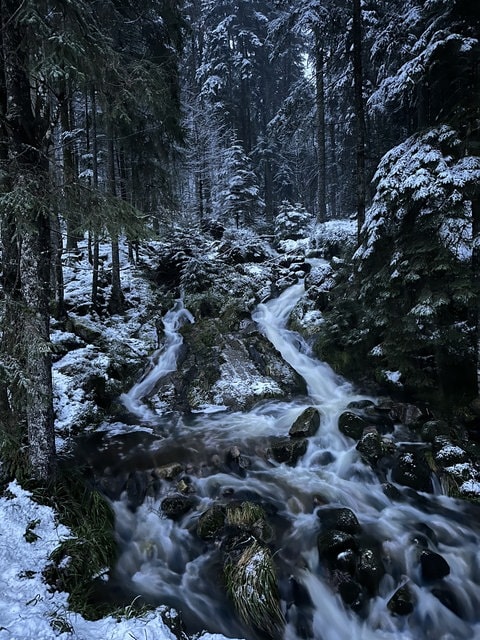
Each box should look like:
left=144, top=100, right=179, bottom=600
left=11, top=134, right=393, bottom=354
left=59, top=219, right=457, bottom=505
left=0, top=481, right=240, bottom=640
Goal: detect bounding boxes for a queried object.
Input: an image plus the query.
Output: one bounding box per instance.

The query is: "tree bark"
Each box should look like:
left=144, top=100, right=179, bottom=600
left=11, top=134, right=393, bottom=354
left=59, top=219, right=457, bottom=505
left=352, top=0, right=367, bottom=242
left=315, top=29, right=327, bottom=223
left=3, top=0, right=56, bottom=481
left=106, top=123, right=124, bottom=315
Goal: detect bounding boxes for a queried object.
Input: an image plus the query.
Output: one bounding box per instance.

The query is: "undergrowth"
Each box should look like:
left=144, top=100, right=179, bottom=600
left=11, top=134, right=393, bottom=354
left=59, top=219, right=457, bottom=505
left=35, top=460, right=118, bottom=620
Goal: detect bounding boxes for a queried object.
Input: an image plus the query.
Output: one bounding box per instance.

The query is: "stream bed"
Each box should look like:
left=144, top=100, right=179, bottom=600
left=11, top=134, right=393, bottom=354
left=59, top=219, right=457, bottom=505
left=78, top=284, right=480, bottom=640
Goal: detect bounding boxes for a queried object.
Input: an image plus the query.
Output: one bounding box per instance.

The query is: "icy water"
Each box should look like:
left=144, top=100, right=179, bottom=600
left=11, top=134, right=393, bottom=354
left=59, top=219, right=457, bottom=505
left=97, top=285, right=480, bottom=640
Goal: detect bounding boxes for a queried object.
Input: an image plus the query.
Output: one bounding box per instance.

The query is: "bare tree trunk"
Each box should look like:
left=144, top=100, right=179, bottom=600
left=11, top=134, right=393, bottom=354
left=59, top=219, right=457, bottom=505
left=315, top=29, right=327, bottom=223
left=329, top=120, right=338, bottom=219
left=352, top=0, right=367, bottom=243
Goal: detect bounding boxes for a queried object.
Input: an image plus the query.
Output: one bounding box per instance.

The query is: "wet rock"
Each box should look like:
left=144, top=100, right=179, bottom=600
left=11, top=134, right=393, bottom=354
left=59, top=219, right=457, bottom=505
left=420, top=420, right=450, bottom=443
left=338, top=412, right=368, bottom=440
left=126, top=471, right=150, bottom=510
left=317, top=507, right=361, bottom=535
left=176, top=478, right=194, bottom=494
left=382, top=483, right=402, bottom=501
left=161, top=494, right=195, bottom=519
left=289, top=407, right=320, bottom=438
left=431, top=586, right=462, bottom=617
left=333, top=572, right=365, bottom=611
left=420, top=550, right=450, bottom=581
left=389, top=403, right=425, bottom=427
left=387, top=584, right=415, bottom=616
left=152, top=462, right=184, bottom=480
left=347, top=400, right=375, bottom=410
left=317, top=530, right=357, bottom=565
left=197, top=505, right=226, bottom=540
left=225, top=446, right=250, bottom=476
left=269, top=437, right=308, bottom=466
left=356, top=428, right=384, bottom=466
left=223, top=537, right=285, bottom=639
left=391, top=451, right=433, bottom=493
left=336, top=549, right=357, bottom=574
left=356, top=547, right=385, bottom=594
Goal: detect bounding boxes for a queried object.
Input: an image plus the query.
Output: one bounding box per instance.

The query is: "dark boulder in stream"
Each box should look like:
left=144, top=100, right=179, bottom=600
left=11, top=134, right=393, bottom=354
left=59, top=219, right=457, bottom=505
left=420, top=549, right=450, bottom=581
left=391, top=450, right=433, bottom=493
left=268, top=437, right=308, bottom=465
left=387, top=584, right=415, bottom=616
left=317, top=507, right=361, bottom=535
left=338, top=411, right=368, bottom=440
left=161, top=494, right=196, bottom=519
left=289, top=407, right=320, bottom=438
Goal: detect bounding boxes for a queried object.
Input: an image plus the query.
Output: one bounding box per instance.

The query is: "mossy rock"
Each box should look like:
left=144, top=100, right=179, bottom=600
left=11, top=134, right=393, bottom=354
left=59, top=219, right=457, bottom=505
left=224, top=538, right=285, bottom=639
left=161, top=494, right=195, bottom=519
left=197, top=505, right=226, bottom=540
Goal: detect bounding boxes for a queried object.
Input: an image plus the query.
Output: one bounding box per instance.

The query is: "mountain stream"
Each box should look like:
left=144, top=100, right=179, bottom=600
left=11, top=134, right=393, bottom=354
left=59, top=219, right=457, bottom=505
left=100, top=284, right=480, bottom=640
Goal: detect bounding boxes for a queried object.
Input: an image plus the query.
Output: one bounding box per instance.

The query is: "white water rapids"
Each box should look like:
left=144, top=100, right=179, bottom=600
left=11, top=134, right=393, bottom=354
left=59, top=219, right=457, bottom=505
left=111, top=284, right=480, bottom=640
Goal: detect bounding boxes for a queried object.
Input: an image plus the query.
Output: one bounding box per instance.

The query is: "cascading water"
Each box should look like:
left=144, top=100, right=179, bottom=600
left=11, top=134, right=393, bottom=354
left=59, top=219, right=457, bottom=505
left=120, top=299, right=194, bottom=421
left=111, top=284, right=480, bottom=640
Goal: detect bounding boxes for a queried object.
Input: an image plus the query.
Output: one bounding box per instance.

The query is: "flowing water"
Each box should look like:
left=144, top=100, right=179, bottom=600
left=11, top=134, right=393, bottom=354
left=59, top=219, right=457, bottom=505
left=104, top=284, right=480, bottom=640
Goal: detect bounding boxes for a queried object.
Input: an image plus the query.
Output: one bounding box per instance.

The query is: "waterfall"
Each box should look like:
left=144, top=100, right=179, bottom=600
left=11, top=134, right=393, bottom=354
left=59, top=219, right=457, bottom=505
left=120, top=299, right=194, bottom=420
left=110, top=284, right=480, bottom=640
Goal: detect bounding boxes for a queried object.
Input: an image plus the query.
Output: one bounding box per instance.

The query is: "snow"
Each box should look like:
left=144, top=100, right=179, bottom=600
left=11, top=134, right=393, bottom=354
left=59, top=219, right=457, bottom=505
left=384, top=370, right=402, bottom=386
left=0, top=481, right=239, bottom=640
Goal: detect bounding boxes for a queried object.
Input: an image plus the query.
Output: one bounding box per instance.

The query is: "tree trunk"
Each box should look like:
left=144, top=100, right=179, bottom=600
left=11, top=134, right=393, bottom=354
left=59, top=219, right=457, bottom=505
left=90, top=87, right=101, bottom=312
left=107, top=123, right=124, bottom=314
left=315, top=29, right=327, bottom=223
left=328, top=120, right=338, bottom=219
left=352, top=0, right=367, bottom=242
left=61, top=84, right=80, bottom=251
left=3, top=0, right=56, bottom=481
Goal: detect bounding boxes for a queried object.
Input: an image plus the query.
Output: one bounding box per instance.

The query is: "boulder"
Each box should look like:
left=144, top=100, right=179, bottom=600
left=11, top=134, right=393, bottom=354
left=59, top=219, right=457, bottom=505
left=317, top=530, right=357, bottom=566
left=289, top=407, right=321, bottom=438
left=317, top=507, right=361, bottom=535
left=338, top=412, right=368, bottom=440
left=387, top=584, right=415, bottom=616
left=391, top=451, right=433, bottom=493
left=152, top=462, right=184, bottom=480
left=197, top=505, right=226, bottom=540
left=356, top=428, right=384, bottom=466
left=420, top=420, right=450, bottom=443
left=269, top=437, right=308, bottom=466
left=356, top=547, right=385, bottom=594
left=161, top=494, right=195, bottom=519
left=431, top=586, right=462, bottom=617
left=389, top=403, right=425, bottom=427
left=420, top=550, right=450, bottom=581
left=334, top=572, right=365, bottom=611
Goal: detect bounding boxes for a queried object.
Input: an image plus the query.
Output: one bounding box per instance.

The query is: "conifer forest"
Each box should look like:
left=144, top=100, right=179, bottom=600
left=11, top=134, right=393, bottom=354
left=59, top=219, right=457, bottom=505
left=1, top=2, right=480, bottom=640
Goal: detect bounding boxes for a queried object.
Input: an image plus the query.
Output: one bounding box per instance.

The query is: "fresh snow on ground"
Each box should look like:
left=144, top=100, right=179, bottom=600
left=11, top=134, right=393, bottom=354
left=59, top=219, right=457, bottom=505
left=0, top=481, right=241, bottom=640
